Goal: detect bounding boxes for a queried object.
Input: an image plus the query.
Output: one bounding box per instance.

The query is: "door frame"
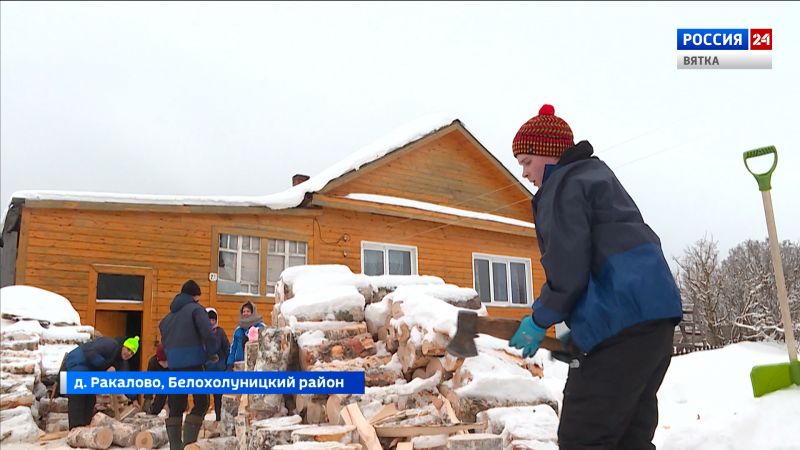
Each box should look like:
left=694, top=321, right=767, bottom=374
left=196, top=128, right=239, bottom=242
left=87, top=264, right=156, bottom=370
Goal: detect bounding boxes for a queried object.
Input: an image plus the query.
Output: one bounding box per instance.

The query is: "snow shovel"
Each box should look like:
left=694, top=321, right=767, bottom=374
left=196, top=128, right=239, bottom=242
left=744, top=146, right=800, bottom=397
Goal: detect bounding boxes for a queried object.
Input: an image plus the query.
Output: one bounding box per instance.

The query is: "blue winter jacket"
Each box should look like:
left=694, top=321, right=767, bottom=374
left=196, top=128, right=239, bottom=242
left=226, top=322, right=265, bottom=367
left=531, top=141, right=683, bottom=353
left=159, top=293, right=219, bottom=369
left=65, top=336, right=127, bottom=371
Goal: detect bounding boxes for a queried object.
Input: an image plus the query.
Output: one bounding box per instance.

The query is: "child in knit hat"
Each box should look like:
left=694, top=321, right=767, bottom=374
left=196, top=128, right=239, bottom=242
left=508, top=104, right=682, bottom=449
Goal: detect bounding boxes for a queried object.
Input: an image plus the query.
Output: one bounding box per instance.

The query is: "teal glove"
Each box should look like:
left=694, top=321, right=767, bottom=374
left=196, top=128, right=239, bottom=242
left=509, top=316, right=547, bottom=358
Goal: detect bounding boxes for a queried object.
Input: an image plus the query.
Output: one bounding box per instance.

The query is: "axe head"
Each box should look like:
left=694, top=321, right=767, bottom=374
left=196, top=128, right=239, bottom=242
left=447, top=310, right=479, bottom=358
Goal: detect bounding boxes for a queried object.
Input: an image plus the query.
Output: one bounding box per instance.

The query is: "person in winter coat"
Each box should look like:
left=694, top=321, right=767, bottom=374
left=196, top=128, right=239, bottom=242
left=226, top=301, right=265, bottom=367
left=508, top=105, right=683, bottom=450
left=159, top=280, right=219, bottom=449
left=142, top=343, right=168, bottom=415
left=64, top=335, right=139, bottom=429
left=204, top=307, right=230, bottom=421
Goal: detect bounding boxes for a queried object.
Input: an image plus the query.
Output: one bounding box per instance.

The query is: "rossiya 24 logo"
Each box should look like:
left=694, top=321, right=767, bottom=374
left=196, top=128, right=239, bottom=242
left=676, top=28, right=772, bottom=69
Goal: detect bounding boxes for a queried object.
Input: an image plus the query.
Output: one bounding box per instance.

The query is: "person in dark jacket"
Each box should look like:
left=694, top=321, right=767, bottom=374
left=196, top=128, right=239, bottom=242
left=204, top=307, right=230, bottom=421
left=64, top=335, right=139, bottom=429
left=226, top=301, right=265, bottom=367
left=142, top=343, right=168, bottom=415
left=508, top=105, right=683, bottom=450
left=159, top=280, right=218, bottom=449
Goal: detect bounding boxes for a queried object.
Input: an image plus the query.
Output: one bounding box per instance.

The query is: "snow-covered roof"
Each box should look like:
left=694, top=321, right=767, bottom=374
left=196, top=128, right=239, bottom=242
left=6, top=114, right=459, bottom=212
left=343, top=193, right=535, bottom=229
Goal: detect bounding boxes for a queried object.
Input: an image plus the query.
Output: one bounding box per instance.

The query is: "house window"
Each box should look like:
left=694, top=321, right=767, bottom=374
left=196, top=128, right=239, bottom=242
left=218, top=234, right=261, bottom=295
left=362, top=242, right=418, bottom=276
left=472, top=253, right=532, bottom=305
left=267, top=239, right=308, bottom=295
left=96, top=274, right=144, bottom=303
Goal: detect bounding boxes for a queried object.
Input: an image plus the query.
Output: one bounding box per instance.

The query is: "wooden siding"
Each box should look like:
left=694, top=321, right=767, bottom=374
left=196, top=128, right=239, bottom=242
left=17, top=208, right=314, bottom=368
left=312, top=207, right=542, bottom=321
left=326, top=129, right=534, bottom=224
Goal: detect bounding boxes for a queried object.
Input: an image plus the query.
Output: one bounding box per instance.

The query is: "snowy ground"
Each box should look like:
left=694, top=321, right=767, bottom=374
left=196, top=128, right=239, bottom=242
left=536, top=341, right=798, bottom=449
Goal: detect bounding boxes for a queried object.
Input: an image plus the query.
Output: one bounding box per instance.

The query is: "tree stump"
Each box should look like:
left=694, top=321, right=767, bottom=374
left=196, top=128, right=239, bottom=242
left=134, top=426, right=169, bottom=450
left=249, top=327, right=293, bottom=415
left=90, top=412, right=139, bottom=447
left=66, top=426, right=113, bottom=449
left=447, top=433, right=503, bottom=450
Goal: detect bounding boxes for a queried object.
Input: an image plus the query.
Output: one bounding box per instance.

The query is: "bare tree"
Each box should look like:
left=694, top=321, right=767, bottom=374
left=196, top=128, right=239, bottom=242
left=675, top=236, right=724, bottom=345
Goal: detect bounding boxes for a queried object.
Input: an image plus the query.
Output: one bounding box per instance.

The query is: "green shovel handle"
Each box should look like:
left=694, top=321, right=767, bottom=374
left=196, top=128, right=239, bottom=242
left=743, top=146, right=778, bottom=191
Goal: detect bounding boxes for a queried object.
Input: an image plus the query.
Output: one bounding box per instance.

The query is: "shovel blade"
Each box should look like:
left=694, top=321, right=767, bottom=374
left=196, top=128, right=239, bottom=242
left=751, top=362, right=792, bottom=397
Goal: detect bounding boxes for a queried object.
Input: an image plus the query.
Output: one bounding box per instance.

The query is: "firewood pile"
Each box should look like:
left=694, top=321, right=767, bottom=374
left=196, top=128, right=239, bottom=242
left=223, top=264, right=561, bottom=450
left=0, top=314, right=95, bottom=444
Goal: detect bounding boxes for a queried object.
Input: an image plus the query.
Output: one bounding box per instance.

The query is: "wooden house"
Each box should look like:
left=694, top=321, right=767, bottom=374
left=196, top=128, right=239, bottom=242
left=0, top=117, right=544, bottom=368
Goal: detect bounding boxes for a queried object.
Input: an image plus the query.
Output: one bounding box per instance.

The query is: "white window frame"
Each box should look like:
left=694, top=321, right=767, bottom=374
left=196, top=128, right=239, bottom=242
left=218, top=234, right=261, bottom=296
left=266, top=239, right=308, bottom=295
left=361, top=241, right=418, bottom=276
left=472, top=252, right=533, bottom=306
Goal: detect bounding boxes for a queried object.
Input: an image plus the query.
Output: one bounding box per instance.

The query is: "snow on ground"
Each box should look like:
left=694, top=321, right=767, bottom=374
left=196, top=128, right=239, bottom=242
left=515, top=341, right=798, bottom=449
left=656, top=342, right=799, bottom=450
left=0, top=285, right=81, bottom=325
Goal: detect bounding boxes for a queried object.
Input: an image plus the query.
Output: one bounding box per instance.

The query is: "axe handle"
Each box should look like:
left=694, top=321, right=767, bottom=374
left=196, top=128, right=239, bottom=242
left=475, top=316, right=565, bottom=353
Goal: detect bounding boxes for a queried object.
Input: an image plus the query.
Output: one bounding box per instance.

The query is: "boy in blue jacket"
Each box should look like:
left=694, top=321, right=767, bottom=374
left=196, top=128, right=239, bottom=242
left=508, top=105, right=682, bottom=450
left=64, top=335, right=139, bottom=429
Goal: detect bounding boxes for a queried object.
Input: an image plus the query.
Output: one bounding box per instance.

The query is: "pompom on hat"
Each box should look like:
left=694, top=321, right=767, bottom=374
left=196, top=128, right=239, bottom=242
left=123, top=336, right=140, bottom=354
left=512, top=104, right=575, bottom=158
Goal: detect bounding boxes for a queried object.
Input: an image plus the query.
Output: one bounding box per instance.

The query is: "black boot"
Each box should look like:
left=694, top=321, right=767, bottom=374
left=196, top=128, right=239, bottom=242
left=165, top=416, right=182, bottom=450
left=182, top=414, right=203, bottom=446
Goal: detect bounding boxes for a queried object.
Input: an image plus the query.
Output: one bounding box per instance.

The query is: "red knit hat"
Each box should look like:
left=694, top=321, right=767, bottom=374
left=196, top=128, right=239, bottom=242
left=512, top=104, right=574, bottom=158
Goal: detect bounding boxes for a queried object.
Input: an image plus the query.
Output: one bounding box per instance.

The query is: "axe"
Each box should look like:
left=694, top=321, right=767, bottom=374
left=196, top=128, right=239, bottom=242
left=447, top=310, right=578, bottom=364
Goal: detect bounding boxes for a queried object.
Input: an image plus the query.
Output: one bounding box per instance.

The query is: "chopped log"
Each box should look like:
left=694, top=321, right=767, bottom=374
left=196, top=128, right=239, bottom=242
left=367, top=404, right=399, bottom=426
left=291, top=425, right=356, bottom=443
left=249, top=424, right=312, bottom=450
left=134, top=427, right=169, bottom=450
left=310, top=355, right=401, bottom=387
left=397, top=340, right=429, bottom=372
left=424, top=358, right=447, bottom=380
left=447, top=433, right=502, bottom=450
left=121, top=413, right=164, bottom=432
left=273, top=443, right=362, bottom=450
left=0, top=373, right=36, bottom=394
left=38, top=396, right=69, bottom=415
left=0, top=389, right=35, bottom=409
left=184, top=436, right=238, bottom=450
left=299, top=333, right=376, bottom=371
left=44, top=412, right=69, bottom=433
left=39, top=430, right=69, bottom=442
left=249, top=327, right=293, bottom=414
left=90, top=412, right=139, bottom=447
left=397, top=443, right=413, bottom=450
left=293, top=322, right=369, bottom=340
left=66, top=426, right=113, bottom=449
left=219, top=394, right=240, bottom=437
left=420, top=334, right=447, bottom=357
left=305, top=395, right=329, bottom=424
left=412, top=368, right=428, bottom=379
left=445, top=388, right=559, bottom=423
left=396, top=323, right=411, bottom=344
left=411, top=434, right=448, bottom=449
left=339, top=403, right=382, bottom=450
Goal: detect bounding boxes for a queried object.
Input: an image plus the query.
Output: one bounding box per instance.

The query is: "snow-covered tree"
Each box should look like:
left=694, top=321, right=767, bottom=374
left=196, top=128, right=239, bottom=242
left=675, top=236, right=724, bottom=345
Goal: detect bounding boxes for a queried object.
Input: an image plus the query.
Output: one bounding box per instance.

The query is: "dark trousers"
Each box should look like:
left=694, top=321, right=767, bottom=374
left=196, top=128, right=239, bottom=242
left=213, top=393, right=223, bottom=421
left=67, top=394, right=96, bottom=429
left=558, top=319, right=675, bottom=450
left=167, top=365, right=209, bottom=419
left=145, top=393, right=168, bottom=415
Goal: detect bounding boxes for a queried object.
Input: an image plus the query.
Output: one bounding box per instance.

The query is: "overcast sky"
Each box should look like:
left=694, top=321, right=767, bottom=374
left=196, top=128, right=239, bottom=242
left=2, top=2, right=798, bottom=265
